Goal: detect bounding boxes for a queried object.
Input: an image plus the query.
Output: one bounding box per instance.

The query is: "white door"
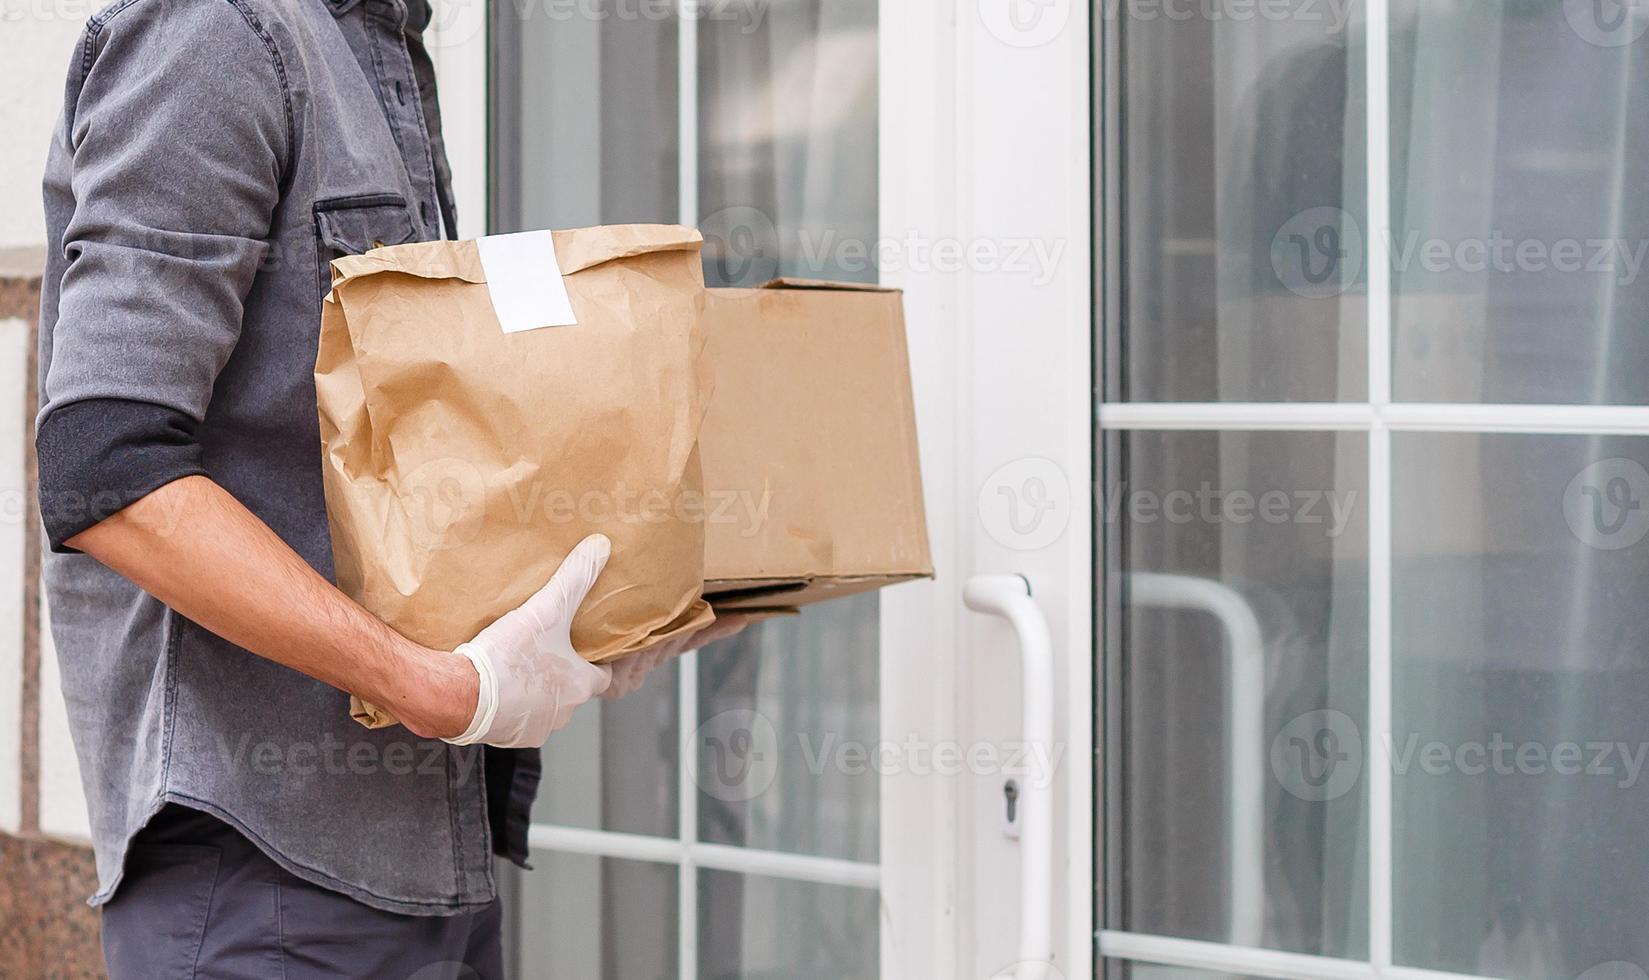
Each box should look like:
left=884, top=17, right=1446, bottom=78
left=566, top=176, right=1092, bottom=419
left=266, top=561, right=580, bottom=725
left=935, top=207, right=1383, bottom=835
left=1091, top=1, right=1649, bottom=979
left=439, top=2, right=1649, bottom=978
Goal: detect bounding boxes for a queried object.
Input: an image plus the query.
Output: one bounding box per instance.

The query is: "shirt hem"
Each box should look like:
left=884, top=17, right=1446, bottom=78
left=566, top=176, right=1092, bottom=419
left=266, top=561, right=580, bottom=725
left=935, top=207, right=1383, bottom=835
left=89, top=792, right=497, bottom=918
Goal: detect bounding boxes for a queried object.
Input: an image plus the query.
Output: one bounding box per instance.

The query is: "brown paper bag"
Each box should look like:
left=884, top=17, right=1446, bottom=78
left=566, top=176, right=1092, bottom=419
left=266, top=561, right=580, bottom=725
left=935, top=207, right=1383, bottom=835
left=316, top=225, right=716, bottom=728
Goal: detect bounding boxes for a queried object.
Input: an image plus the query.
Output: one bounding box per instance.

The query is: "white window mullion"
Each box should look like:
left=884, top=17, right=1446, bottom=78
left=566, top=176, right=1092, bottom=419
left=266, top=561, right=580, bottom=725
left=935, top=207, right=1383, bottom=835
left=525, top=823, right=883, bottom=892
left=1101, top=401, right=1649, bottom=434
left=1367, top=422, right=1394, bottom=976
left=677, top=0, right=699, bottom=227
left=1097, top=402, right=1376, bottom=431
left=678, top=647, right=700, bottom=980
left=1099, top=932, right=1495, bottom=980
left=676, top=9, right=699, bottom=977
left=1365, top=0, right=1395, bottom=969
left=1098, top=932, right=1375, bottom=980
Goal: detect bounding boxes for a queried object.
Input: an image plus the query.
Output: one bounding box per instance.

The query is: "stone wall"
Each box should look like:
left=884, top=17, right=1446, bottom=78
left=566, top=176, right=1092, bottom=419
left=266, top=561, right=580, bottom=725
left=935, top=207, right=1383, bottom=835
left=1, top=256, right=104, bottom=978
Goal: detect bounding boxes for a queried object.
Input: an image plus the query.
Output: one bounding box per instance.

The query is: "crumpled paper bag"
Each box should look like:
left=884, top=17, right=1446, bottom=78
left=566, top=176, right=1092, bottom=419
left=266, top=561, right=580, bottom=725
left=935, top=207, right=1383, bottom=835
left=315, top=225, right=716, bottom=728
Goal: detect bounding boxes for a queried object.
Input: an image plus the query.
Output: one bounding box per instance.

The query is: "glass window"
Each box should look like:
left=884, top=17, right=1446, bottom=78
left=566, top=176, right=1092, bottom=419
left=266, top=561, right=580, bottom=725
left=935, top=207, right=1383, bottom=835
left=1106, top=429, right=1368, bottom=958
left=535, top=665, right=680, bottom=839
left=513, top=853, right=677, bottom=980
left=698, top=871, right=878, bottom=980
left=1101, top=3, right=1649, bottom=979
left=1108, top=0, right=1368, bottom=403
left=1393, top=433, right=1649, bottom=976
left=1389, top=2, right=1649, bottom=404
left=492, top=3, right=880, bottom=977
left=698, top=602, right=879, bottom=864
left=490, top=7, right=679, bottom=231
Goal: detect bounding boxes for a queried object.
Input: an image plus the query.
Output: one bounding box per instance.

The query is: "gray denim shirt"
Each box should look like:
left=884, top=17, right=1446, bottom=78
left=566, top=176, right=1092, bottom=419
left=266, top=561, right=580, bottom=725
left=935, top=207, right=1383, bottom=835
left=37, top=0, right=520, bottom=915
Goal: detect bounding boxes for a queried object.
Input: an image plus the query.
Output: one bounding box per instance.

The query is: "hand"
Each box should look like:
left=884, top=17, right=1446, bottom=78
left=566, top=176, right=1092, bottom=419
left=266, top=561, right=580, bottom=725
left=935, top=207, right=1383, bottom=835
left=439, top=535, right=616, bottom=748
left=603, top=612, right=756, bottom=700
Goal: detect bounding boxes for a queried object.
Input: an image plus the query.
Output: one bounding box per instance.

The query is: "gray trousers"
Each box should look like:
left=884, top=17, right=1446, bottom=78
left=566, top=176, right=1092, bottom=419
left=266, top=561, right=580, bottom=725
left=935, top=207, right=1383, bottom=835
left=101, top=805, right=505, bottom=979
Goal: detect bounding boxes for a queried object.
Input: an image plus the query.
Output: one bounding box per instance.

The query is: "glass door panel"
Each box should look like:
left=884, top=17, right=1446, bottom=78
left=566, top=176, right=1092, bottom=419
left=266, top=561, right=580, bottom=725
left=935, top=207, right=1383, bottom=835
left=1100, top=2, right=1649, bottom=978
left=1392, top=432, right=1649, bottom=976
left=491, top=3, right=880, bottom=977
left=1106, top=1, right=1368, bottom=403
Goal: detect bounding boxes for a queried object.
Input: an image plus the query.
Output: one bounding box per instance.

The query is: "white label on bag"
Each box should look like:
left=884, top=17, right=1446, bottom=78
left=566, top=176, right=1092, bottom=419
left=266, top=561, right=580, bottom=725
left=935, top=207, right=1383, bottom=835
left=476, top=230, right=579, bottom=333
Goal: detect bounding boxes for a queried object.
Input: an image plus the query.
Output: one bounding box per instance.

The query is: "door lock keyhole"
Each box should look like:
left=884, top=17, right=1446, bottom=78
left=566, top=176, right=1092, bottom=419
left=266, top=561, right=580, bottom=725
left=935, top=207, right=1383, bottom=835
left=1003, top=778, right=1021, bottom=839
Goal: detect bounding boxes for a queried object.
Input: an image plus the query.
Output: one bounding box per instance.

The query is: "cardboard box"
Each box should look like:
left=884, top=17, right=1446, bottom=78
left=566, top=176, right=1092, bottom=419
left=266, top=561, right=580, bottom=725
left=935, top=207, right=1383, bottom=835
left=699, top=279, right=933, bottom=610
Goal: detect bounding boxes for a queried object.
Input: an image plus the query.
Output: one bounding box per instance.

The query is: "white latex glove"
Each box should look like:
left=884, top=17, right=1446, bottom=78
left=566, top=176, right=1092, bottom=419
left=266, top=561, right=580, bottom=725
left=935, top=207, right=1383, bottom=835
left=603, top=612, right=756, bottom=700
left=443, top=534, right=615, bottom=748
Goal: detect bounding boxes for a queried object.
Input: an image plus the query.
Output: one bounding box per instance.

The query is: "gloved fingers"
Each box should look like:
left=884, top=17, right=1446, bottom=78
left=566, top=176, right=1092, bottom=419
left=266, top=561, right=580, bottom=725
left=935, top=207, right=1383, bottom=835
left=551, top=533, right=613, bottom=609
left=581, top=660, right=614, bottom=700
left=603, top=646, right=665, bottom=700
left=693, top=612, right=756, bottom=647
left=511, top=534, right=613, bottom=636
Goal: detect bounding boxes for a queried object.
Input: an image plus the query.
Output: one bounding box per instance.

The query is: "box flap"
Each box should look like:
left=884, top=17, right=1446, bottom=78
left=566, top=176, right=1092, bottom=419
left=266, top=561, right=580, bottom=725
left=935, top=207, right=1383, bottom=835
left=705, top=571, right=932, bottom=612
left=760, top=276, right=900, bottom=293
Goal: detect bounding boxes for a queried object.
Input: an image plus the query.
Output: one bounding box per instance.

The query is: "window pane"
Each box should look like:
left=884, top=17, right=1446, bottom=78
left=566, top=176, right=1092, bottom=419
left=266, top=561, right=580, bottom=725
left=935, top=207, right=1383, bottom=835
left=698, top=0, right=878, bottom=286
left=1110, top=4, right=1367, bottom=402
left=698, top=871, right=877, bottom=980
left=691, top=0, right=880, bottom=868
left=1393, top=433, right=1649, bottom=975
left=697, top=600, right=879, bottom=863
left=535, top=661, right=679, bottom=838
left=495, top=0, right=882, bottom=857
left=1106, top=429, right=1368, bottom=957
left=514, top=853, right=677, bottom=980
left=490, top=3, right=679, bottom=231
left=1388, top=3, right=1649, bottom=404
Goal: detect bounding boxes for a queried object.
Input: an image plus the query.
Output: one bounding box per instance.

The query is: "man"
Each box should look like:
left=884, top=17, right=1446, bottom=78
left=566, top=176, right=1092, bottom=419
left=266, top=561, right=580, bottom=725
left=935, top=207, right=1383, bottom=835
left=36, top=0, right=738, bottom=975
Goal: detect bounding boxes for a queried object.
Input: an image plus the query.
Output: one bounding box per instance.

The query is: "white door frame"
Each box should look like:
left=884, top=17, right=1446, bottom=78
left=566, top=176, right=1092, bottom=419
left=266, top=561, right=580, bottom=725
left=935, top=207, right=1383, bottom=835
left=868, top=3, right=1098, bottom=973
left=428, top=4, right=1096, bottom=976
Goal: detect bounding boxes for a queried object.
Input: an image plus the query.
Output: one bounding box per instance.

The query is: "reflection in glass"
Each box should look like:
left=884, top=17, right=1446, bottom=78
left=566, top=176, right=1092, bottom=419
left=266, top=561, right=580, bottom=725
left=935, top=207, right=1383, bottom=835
left=692, top=0, right=881, bottom=868
left=698, top=598, right=879, bottom=864
left=1106, top=429, right=1368, bottom=957
left=1112, top=1, right=1367, bottom=402
left=535, top=662, right=679, bottom=838
left=1393, top=433, right=1649, bottom=976
left=493, top=3, right=882, bottom=977
left=698, top=1, right=878, bottom=286
left=513, top=853, right=677, bottom=980
left=1389, top=2, right=1649, bottom=404
left=699, top=871, right=877, bottom=980
left=490, top=3, right=679, bottom=231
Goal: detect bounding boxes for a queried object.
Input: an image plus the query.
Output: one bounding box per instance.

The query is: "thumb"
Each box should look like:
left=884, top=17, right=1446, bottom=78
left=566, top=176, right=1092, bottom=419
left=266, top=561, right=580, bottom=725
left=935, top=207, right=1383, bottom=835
left=588, top=662, right=614, bottom=697
left=548, top=534, right=613, bottom=613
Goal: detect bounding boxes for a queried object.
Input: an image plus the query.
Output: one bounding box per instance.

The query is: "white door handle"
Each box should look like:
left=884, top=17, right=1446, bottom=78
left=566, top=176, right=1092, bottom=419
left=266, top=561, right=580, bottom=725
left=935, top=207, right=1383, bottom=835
left=964, top=575, right=1054, bottom=980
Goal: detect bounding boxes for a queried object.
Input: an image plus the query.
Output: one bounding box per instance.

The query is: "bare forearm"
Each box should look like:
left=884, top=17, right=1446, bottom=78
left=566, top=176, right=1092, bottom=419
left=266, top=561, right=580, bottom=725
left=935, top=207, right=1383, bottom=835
left=67, top=475, right=473, bottom=738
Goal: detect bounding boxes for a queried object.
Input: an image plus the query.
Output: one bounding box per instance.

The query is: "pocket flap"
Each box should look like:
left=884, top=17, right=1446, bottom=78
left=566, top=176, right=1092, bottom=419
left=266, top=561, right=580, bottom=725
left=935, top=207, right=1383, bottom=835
left=314, top=195, right=417, bottom=255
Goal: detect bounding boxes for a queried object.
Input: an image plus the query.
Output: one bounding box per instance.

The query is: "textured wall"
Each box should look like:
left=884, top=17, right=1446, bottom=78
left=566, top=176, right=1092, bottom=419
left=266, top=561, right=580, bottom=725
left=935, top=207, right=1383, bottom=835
left=1, top=16, right=134, bottom=977
left=0, top=833, right=102, bottom=979
left=0, top=263, right=101, bottom=977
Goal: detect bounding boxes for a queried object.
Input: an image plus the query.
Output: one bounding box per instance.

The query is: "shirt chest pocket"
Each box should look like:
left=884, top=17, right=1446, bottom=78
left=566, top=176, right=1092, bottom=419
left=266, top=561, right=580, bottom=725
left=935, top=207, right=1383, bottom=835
left=312, top=194, right=420, bottom=298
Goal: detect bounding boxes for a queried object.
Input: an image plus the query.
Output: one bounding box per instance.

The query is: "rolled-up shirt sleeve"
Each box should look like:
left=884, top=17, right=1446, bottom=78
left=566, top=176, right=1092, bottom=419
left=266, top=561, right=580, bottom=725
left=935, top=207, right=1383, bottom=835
left=36, top=0, right=291, bottom=551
